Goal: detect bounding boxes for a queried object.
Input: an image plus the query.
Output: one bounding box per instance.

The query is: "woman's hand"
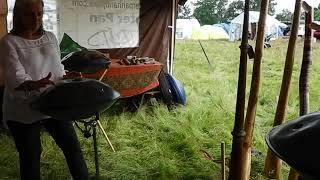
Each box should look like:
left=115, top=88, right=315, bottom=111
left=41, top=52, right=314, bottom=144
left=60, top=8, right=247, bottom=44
left=15, top=72, right=54, bottom=91
left=63, top=71, right=82, bottom=80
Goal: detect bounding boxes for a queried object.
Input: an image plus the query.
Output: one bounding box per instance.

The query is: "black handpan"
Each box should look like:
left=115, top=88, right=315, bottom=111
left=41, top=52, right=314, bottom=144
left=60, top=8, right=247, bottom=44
left=30, top=78, right=120, bottom=120
left=62, top=50, right=111, bottom=74
left=266, top=111, right=320, bottom=179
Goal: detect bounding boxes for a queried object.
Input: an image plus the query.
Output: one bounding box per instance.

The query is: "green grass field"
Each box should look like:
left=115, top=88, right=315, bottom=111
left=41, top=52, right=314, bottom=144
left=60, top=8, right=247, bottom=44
left=1, top=38, right=320, bottom=179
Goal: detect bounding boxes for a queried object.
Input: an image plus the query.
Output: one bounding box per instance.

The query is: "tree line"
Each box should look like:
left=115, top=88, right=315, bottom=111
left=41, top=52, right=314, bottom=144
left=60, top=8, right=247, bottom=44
left=178, top=0, right=320, bottom=25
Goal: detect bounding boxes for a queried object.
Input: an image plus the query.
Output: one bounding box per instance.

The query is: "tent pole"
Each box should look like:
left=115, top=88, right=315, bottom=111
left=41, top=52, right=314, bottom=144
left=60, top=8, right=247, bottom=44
left=288, top=2, right=314, bottom=180
left=169, top=0, right=176, bottom=75
left=264, top=0, right=302, bottom=179
left=242, top=0, right=269, bottom=179
left=228, top=0, right=250, bottom=179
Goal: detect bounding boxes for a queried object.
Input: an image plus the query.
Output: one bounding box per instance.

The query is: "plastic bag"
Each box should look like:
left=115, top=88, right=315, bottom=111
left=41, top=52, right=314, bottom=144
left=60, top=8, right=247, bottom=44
left=59, top=33, right=85, bottom=60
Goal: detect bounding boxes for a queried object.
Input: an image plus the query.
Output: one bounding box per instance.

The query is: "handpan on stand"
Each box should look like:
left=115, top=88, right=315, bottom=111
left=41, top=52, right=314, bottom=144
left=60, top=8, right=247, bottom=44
left=266, top=111, right=320, bottom=180
left=30, top=76, right=120, bottom=178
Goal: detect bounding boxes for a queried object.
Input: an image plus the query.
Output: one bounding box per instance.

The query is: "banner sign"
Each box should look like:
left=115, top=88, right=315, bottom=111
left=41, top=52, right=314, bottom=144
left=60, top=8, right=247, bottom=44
left=58, top=0, right=140, bottom=49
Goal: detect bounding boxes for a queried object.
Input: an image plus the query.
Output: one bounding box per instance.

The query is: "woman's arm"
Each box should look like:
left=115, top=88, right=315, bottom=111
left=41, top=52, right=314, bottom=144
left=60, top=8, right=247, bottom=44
left=0, top=38, right=54, bottom=93
left=0, top=39, right=32, bottom=93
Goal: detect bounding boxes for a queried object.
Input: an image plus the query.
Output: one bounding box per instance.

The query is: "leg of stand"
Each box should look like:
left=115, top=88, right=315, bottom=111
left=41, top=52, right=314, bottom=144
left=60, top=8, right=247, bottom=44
left=93, top=125, right=99, bottom=178
left=95, top=113, right=116, bottom=152
left=97, top=120, right=116, bottom=152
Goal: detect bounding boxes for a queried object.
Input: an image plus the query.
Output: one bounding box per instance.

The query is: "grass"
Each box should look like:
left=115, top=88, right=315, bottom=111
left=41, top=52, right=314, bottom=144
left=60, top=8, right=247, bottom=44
left=1, top=38, right=320, bottom=179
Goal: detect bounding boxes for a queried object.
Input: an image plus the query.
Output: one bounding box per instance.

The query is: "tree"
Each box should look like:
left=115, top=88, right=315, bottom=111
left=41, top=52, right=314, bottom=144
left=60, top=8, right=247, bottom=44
left=249, top=0, right=277, bottom=16
left=193, top=0, right=228, bottom=25
left=275, top=9, right=293, bottom=22
left=178, top=4, right=192, bottom=19
left=225, top=0, right=244, bottom=21
left=315, top=4, right=320, bottom=21
left=315, top=10, right=320, bottom=21
left=224, top=0, right=277, bottom=21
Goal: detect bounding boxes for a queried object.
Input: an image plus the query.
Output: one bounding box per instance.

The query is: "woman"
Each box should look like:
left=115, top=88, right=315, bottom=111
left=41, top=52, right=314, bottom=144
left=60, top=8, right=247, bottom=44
left=0, top=0, right=89, bottom=179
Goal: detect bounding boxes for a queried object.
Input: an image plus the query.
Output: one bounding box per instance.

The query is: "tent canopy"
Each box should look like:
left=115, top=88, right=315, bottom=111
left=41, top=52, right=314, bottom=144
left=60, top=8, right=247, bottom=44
left=98, top=0, right=187, bottom=72
left=176, top=19, right=201, bottom=39
left=191, top=25, right=229, bottom=40
left=231, top=11, right=286, bottom=27
left=1, top=0, right=188, bottom=73
left=229, top=11, right=287, bottom=41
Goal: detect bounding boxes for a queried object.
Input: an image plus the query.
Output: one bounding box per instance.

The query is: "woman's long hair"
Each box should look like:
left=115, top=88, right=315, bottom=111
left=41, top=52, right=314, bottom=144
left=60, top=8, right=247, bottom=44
left=10, top=0, right=44, bottom=36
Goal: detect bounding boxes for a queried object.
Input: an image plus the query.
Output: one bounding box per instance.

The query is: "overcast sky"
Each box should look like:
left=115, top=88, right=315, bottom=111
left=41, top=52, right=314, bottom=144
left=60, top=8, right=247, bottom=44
left=275, top=0, right=320, bottom=13
left=186, top=0, right=320, bottom=14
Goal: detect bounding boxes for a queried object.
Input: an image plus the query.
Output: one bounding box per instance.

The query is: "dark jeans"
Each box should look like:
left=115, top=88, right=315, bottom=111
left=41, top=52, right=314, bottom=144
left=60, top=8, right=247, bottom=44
left=7, top=119, right=89, bottom=180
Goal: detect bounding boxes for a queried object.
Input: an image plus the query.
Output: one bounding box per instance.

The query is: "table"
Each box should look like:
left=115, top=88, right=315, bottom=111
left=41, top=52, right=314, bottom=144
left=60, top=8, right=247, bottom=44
left=83, top=59, right=163, bottom=98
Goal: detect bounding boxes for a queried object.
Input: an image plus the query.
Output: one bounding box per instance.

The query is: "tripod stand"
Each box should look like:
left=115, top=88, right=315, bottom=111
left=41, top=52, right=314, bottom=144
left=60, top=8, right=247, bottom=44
left=75, top=112, right=115, bottom=178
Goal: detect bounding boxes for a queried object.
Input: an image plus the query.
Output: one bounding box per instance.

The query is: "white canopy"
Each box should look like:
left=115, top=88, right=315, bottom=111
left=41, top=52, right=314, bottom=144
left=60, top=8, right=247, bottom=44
left=229, top=11, right=287, bottom=41
left=176, top=19, right=201, bottom=39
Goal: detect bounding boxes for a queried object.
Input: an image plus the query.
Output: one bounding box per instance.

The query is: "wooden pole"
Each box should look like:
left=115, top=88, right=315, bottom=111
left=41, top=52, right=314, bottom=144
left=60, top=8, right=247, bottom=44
left=264, top=0, right=302, bottom=179
left=97, top=120, right=116, bottom=152
left=242, top=0, right=269, bottom=179
left=0, top=0, right=7, bottom=39
left=288, top=2, right=313, bottom=180
left=221, top=142, right=225, bottom=180
left=299, top=1, right=313, bottom=116
left=0, top=0, right=7, bottom=88
left=228, top=0, right=249, bottom=179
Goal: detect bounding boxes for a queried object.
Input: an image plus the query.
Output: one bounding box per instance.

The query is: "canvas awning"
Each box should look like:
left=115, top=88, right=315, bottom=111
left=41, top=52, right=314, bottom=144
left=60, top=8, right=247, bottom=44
left=1, top=0, right=188, bottom=73
left=96, top=0, right=186, bottom=72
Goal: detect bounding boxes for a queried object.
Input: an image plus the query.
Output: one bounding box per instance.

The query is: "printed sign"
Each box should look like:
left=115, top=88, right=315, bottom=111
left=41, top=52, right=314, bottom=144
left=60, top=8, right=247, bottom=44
left=58, top=0, right=140, bottom=49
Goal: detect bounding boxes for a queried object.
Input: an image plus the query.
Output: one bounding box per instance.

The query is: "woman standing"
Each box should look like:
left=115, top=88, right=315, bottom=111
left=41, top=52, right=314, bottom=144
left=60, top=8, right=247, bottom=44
left=0, top=0, right=89, bottom=179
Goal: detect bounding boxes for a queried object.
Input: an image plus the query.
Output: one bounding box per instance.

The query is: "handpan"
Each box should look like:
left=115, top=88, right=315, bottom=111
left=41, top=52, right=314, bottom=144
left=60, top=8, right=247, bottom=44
left=266, top=111, right=320, bottom=179
left=62, top=50, right=111, bottom=74
left=165, top=73, right=186, bottom=105
left=30, top=78, right=120, bottom=120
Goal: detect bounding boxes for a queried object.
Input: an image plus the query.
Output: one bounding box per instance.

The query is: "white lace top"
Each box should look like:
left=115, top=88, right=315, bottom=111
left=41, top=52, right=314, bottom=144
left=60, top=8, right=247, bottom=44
left=0, top=31, right=65, bottom=125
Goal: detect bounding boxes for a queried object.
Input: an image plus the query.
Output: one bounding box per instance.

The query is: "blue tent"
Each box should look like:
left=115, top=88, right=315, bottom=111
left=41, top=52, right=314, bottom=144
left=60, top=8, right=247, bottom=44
left=213, top=23, right=230, bottom=34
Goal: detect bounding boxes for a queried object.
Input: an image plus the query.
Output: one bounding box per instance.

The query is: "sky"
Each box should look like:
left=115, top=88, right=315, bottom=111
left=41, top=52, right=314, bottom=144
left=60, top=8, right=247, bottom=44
left=186, top=0, right=320, bottom=14
left=275, top=0, right=320, bottom=13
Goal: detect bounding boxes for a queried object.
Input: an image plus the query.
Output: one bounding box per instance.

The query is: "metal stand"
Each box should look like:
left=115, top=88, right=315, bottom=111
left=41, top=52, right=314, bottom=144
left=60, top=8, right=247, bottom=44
left=75, top=113, right=115, bottom=178
left=92, top=121, right=99, bottom=177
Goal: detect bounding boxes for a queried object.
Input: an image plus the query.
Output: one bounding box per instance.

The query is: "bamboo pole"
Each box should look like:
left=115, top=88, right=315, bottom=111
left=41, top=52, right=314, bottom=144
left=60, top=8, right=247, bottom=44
left=97, top=120, right=116, bottom=152
left=242, top=0, right=269, bottom=179
left=96, top=68, right=116, bottom=152
left=264, top=0, right=302, bottom=179
left=228, top=0, right=250, bottom=179
left=288, top=2, right=313, bottom=180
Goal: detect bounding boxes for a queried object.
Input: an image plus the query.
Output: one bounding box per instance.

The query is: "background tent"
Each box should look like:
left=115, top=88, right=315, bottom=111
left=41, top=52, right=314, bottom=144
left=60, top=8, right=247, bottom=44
left=176, top=19, right=201, bottom=39
left=229, top=11, right=288, bottom=41
left=190, top=25, right=229, bottom=40
left=213, top=23, right=230, bottom=34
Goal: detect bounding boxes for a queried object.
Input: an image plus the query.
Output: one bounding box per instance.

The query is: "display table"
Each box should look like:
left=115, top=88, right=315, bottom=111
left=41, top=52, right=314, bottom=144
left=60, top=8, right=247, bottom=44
left=83, top=59, right=162, bottom=98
